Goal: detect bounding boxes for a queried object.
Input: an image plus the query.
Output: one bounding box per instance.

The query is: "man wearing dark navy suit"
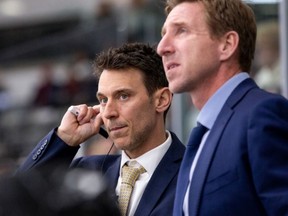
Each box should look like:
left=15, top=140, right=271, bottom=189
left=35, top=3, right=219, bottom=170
left=18, top=43, right=185, bottom=216
left=157, top=0, right=288, bottom=215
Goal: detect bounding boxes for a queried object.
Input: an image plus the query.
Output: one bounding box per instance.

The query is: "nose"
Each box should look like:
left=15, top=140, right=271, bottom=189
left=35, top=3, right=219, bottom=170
left=157, top=35, right=173, bottom=57
left=102, top=100, right=118, bottom=119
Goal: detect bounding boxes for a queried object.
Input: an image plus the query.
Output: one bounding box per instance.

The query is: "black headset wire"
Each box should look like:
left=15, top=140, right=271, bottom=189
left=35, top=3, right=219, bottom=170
left=100, top=141, right=115, bottom=174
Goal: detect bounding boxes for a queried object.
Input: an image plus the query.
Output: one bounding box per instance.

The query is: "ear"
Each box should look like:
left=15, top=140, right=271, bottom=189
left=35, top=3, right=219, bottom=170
left=219, top=31, right=239, bottom=61
left=154, top=87, right=172, bottom=114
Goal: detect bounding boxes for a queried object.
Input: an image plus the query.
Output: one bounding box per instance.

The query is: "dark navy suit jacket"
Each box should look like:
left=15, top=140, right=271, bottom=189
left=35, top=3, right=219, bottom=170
left=18, top=131, right=185, bottom=216
left=174, top=78, right=288, bottom=216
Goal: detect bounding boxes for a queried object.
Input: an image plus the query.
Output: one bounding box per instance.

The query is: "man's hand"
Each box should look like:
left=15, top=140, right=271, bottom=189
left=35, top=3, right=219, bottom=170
left=57, top=104, right=104, bottom=146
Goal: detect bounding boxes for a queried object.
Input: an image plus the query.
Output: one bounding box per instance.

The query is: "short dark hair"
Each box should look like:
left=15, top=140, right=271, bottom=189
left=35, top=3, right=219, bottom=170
left=93, top=42, right=170, bottom=119
left=93, top=42, right=168, bottom=96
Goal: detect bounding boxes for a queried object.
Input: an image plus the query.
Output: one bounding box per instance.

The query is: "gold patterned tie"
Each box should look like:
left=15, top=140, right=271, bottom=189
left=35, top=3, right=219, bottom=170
left=118, top=164, right=146, bottom=216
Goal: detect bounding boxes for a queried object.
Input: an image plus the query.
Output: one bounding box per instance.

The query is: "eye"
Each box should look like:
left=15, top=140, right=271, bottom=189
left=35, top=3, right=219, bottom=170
left=176, top=27, right=187, bottom=35
left=119, top=93, right=129, bottom=100
left=98, top=97, right=108, bottom=104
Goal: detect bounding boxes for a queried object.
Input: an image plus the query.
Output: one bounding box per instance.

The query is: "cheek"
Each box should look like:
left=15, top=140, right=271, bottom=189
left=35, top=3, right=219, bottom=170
left=132, top=102, right=155, bottom=122
left=133, top=104, right=152, bottom=121
left=102, top=119, right=109, bottom=130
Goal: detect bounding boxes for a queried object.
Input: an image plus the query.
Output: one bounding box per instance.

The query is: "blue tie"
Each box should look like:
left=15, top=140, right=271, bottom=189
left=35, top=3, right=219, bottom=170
left=173, top=123, right=207, bottom=216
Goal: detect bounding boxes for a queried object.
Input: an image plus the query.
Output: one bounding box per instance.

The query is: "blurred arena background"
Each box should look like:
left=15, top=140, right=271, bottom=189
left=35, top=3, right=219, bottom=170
left=0, top=0, right=285, bottom=176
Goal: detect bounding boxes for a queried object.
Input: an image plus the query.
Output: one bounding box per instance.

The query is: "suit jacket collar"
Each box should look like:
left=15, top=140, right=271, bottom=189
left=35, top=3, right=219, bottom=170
left=189, top=78, right=258, bottom=216
left=103, top=156, right=121, bottom=190
left=135, top=132, right=185, bottom=216
left=102, top=132, right=185, bottom=215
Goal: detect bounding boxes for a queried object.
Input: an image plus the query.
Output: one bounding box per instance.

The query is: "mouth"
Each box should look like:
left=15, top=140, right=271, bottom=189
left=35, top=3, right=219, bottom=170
left=166, top=62, right=179, bottom=71
left=108, top=125, right=128, bottom=139
left=108, top=125, right=127, bottom=133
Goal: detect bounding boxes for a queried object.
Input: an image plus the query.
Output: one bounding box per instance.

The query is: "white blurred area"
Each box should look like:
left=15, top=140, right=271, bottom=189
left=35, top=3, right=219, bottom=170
left=0, top=0, right=98, bottom=26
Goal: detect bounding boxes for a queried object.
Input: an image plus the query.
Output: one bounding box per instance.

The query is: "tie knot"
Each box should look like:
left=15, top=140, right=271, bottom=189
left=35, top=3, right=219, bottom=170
left=187, top=123, right=208, bottom=148
left=121, top=164, right=146, bottom=187
left=196, top=123, right=208, bottom=135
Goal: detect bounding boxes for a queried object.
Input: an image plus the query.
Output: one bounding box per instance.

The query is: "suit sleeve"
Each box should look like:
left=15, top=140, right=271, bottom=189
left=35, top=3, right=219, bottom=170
left=16, top=128, right=79, bottom=173
left=248, top=96, right=288, bottom=215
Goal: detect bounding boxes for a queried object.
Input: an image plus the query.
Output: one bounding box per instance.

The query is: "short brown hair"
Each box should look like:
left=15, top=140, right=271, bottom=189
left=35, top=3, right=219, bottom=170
left=165, top=0, right=257, bottom=73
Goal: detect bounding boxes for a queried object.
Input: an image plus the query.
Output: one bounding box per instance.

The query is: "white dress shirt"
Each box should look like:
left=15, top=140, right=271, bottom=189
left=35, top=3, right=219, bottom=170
left=116, top=131, right=172, bottom=216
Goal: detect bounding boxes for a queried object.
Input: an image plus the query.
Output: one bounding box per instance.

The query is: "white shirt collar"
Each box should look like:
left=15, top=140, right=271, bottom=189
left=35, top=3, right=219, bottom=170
left=120, top=131, right=172, bottom=177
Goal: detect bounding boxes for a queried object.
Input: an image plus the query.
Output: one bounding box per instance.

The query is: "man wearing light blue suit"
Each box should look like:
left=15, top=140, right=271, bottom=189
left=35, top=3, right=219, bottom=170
left=157, top=0, right=288, bottom=215
left=18, top=43, right=185, bottom=216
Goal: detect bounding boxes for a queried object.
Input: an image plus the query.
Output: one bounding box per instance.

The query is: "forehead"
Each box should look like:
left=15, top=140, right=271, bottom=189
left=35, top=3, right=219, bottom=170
left=162, top=2, right=205, bottom=33
left=98, top=68, right=145, bottom=93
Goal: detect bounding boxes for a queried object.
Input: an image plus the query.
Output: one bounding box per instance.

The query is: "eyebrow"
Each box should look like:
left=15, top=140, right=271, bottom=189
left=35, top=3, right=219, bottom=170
left=96, top=92, right=104, bottom=99
left=161, top=21, right=187, bottom=36
left=97, top=88, right=134, bottom=99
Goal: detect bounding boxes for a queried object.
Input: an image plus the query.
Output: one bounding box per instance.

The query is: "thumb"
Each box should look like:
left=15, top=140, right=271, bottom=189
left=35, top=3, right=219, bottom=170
left=92, top=113, right=105, bottom=134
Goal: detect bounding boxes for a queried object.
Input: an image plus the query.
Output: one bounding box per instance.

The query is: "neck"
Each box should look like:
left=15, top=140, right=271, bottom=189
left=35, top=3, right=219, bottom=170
left=126, top=126, right=167, bottom=159
left=191, top=67, right=241, bottom=110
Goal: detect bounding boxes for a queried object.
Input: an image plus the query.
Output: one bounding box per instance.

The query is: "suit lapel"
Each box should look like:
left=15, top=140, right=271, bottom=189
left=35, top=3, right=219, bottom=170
left=134, top=133, right=184, bottom=216
left=103, top=157, right=121, bottom=190
left=189, top=105, right=234, bottom=216
left=189, top=78, right=258, bottom=216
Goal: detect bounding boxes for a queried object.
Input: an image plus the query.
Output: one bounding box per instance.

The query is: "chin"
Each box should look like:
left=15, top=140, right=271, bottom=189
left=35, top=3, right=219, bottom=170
left=114, top=139, right=129, bottom=150
left=168, top=83, right=177, bottom=93
left=169, top=85, right=183, bottom=94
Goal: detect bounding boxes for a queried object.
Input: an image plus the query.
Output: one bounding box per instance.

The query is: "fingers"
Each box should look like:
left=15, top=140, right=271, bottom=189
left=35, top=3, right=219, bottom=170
left=68, top=105, right=100, bottom=125
left=68, top=105, right=80, bottom=116
left=59, top=104, right=104, bottom=146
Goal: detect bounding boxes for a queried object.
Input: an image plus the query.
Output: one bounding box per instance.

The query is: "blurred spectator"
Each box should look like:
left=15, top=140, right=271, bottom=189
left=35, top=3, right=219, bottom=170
left=60, top=63, right=98, bottom=106
left=61, top=65, right=83, bottom=105
left=80, top=0, right=118, bottom=55
left=0, top=168, right=120, bottom=216
left=0, top=72, right=10, bottom=111
left=126, top=0, right=163, bottom=43
left=71, top=51, right=99, bottom=104
left=253, top=20, right=281, bottom=94
left=95, top=1, right=115, bottom=22
left=0, top=156, right=17, bottom=178
left=32, top=58, right=98, bottom=108
left=71, top=51, right=92, bottom=82
left=32, top=63, right=59, bottom=106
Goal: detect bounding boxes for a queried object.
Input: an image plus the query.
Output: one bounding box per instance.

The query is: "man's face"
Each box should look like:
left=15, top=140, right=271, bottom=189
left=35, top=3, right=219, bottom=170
left=97, top=68, right=158, bottom=158
left=157, top=2, right=221, bottom=94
